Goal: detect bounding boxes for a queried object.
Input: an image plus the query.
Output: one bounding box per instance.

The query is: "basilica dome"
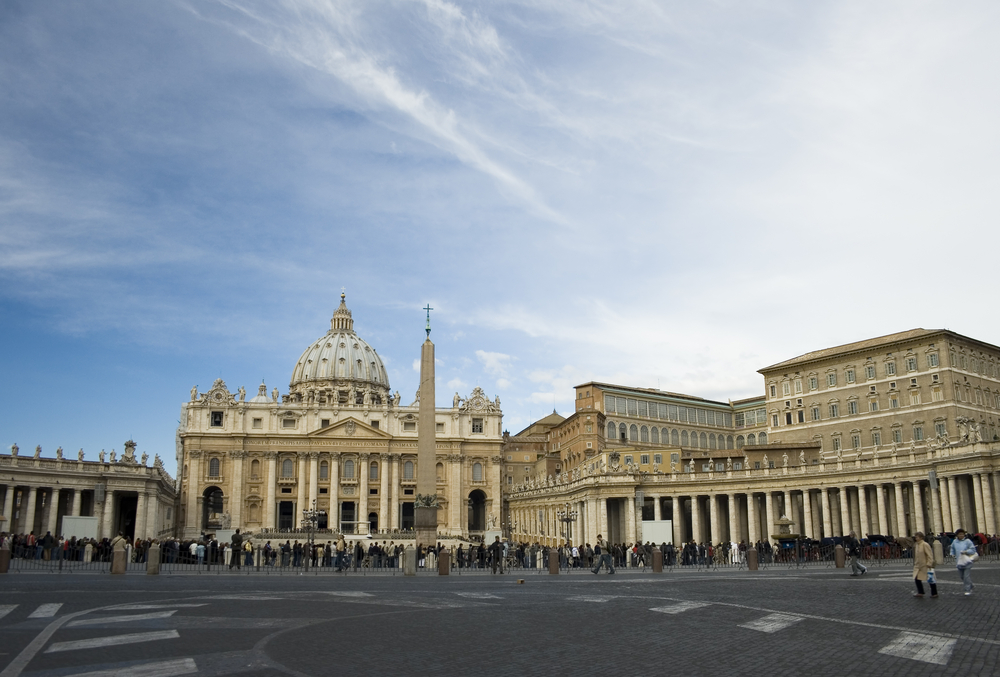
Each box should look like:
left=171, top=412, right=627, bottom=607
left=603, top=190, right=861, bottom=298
left=288, top=294, right=390, bottom=401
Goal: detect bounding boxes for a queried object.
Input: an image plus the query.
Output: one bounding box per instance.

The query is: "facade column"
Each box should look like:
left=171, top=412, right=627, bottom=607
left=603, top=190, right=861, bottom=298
left=295, top=455, right=308, bottom=528
left=947, top=476, right=961, bottom=531
left=101, top=490, right=115, bottom=539
left=821, top=488, right=833, bottom=539
left=728, top=494, right=740, bottom=543
left=231, top=451, right=245, bottom=528
left=691, top=496, right=702, bottom=543
left=972, top=474, right=986, bottom=534
left=307, top=452, right=319, bottom=514
left=782, top=490, right=792, bottom=521
left=329, top=453, right=341, bottom=531
left=146, top=494, right=159, bottom=537
left=979, top=474, right=997, bottom=535
left=389, top=454, right=400, bottom=531
left=587, top=497, right=598, bottom=544
left=264, top=452, right=277, bottom=530
left=708, top=495, right=719, bottom=544
left=930, top=476, right=944, bottom=534
left=747, top=493, right=759, bottom=544
left=671, top=497, right=683, bottom=545
left=185, top=450, right=202, bottom=534
left=893, top=482, right=907, bottom=537
left=838, top=487, right=851, bottom=536
left=359, top=453, right=371, bottom=531
left=857, top=485, right=869, bottom=536
left=914, top=483, right=927, bottom=535
left=876, top=484, right=889, bottom=535
left=23, top=486, right=38, bottom=535
left=939, top=477, right=952, bottom=532
left=765, top=492, right=776, bottom=540
left=449, top=455, right=462, bottom=535
left=135, top=491, right=147, bottom=539
left=802, top=490, right=814, bottom=539
left=379, top=453, right=390, bottom=533
left=45, top=488, right=60, bottom=536
left=625, top=493, right=637, bottom=544
left=3, top=485, right=16, bottom=529
left=68, top=489, right=80, bottom=517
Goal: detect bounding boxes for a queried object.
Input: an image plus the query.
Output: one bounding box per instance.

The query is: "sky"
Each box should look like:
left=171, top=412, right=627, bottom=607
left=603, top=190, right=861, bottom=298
left=2, top=1, right=999, bottom=477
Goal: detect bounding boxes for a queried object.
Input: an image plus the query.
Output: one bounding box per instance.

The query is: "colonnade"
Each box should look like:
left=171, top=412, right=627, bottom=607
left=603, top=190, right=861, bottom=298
left=509, top=468, right=1000, bottom=547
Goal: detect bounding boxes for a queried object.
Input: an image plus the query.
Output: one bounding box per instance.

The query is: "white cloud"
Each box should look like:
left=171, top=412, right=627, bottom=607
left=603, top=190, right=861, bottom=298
left=476, top=349, right=513, bottom=377
left=446, top=377, right=467, bottom=391
left=496, top=378, right=511, bottom=390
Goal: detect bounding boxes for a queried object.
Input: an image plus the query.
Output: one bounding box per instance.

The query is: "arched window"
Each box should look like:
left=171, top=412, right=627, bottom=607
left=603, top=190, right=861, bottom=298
left=344, top=459, right=355, bottom=479
left=369, top=461, right=378, bottom=481
left=282, top=458, right=294, bottom=477
left=727, top=435, right=734, bottom=450
left=759, top=432, right=768, bottom=445
left=747, top=433, right=757, bottom=446
left=472, top=462, right=483, bottom=481
left=403, top=460, right=414, bottom=479
left=681, top=431, right=689, bottom=446
left=700, top=432, right=708, bottom=448
left=436, top=462, right=444, bottom=481
left=629, top=424, right=638, bottom=441
left=619, top=423, right=627, bottom=441
left=319, top=460, right=328, bottom=480
left=709, top=433, right=717, bottom=450
left=208, top=458, right=220, bottom=477
left=607, top=421, right=616, bottom=439
left=250, top=459, right=260, bottom=479
left=640, top=426, right=649, bottom=442
left=736, top=435, right=745, bottom=449
left=671, top=429, right=679, bottom=445
left=650, top=427, right=660, bottom=444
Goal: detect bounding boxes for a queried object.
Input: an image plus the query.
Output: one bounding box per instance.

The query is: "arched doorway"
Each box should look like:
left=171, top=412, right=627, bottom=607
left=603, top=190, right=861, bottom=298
left=368, top=512, right=379, bottom=533
left=468, top=489, right=487, bottom=532
left=202, top=486, right=224, bottom=531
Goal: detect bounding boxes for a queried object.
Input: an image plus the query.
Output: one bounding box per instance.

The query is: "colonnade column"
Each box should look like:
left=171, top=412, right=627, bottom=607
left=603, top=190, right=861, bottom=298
left=821, top=488, right=832, bottom=539
left=3, top=486, right=16, bottom=529
left=45, top=488, right=60, bottom=535
left=979, top=474, right=997, bottom=535
left=802, top=490, right=814, bottom=539
left=947, top=476, right=961, bottom=531
left=264, top=452, right=276, bottom=530
left=625, top=493, right=636, bottom=544
left=874, top=485, right=888, bottom=535
left=972, top=474, right=986, bottom=535
left=748, top=493, right=759, bottom=544
left=380, top=453, right=391, bottom=533
left=101, top=490, right=115, bottom=539
left=231, top=451, right=245, bottom=528
left=186, top=450, right=201, bottom=534
left=588, top=497, right=599, bottom=544
left=708, top=495, right=719, bottom=544
left=671, top=497, right=683, bottom=545
left=839, top=486, right=851, bottom=535
left=914, top=483, right=927, bottom=535
left=691, top=497, right=702, bottom=544
left=728, top=495, right=740, bottom=543
left=857, top=485, right=869, bottom=536
left=782, top=490, right=792, bottom=522
left=146, top=494, right=158, bottom=537
left=893, top=482, right=907, bottom=536
left=765, top=492, right=775, bottom=540
left=930, top=476, right=944, bottom=534
left=135, top=491, right=147, bottom=539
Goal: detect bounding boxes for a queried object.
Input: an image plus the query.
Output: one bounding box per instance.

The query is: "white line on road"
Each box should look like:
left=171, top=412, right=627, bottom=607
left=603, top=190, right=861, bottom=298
left=68, top=611, right=178, bottom=627
left=738, top=613, right=804, bottom=633
left=65, top=657, right=197, bottom=676
left=45, top=630, right=180, bottom=653
left=568, top=595, right=616, bottom=603
left=28, top=604, right=62, bottom=619
left=649, top=602, right=710, bottom=614
left=113, top=604, right=207, bottom=610
left=322, top=592, right=374, bottom=597
left=454, top=593, right=501, bottom=599
left=878, top=631, right=957, bottom=665
left=0, top=606, right=17, bottom=620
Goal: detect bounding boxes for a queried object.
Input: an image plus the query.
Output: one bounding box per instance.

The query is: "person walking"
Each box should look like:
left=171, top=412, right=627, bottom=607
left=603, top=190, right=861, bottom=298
left=950, top=528, right=977, bottom=596
left=846, top=531, right=867, bottom=576
left=912, top=532, right=937, bottom=598
left=591, top=534, right=615, bottom=574
left=229, top=529, right=243, bottom=570
left=489, top=536, right=504, bottom=574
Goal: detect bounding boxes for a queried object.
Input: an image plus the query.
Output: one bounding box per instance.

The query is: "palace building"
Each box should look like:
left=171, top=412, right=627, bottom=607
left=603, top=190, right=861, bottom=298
left=505, top=328, right=1000, bottom=546
left=175, top=294, right=504, bottom=540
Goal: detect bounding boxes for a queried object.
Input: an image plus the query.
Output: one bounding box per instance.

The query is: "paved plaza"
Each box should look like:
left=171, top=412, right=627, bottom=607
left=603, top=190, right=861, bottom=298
left=1, top=563, right=999, bottom=676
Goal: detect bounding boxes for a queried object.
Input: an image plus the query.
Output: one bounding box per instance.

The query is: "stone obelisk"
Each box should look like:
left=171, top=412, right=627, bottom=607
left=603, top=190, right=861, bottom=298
left=414, top=304, right=439, bottom=548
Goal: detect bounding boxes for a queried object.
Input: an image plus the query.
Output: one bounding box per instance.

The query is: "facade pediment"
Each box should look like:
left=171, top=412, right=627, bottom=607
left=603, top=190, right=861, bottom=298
left=309, top=417, right=392, bottom=440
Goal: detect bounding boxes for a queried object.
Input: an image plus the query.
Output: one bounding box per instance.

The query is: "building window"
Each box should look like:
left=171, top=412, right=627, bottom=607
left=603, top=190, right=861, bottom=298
left=913, top=426, right=924, bottom=441
left=848, top=401, right=858, bottom=415
left=828, top=373, right=837, bottom=387
left=371, top=420, right=380, bottom=429
left=846, top=369, right=855, bottom=384
left=211, top=411, right=224, bottom=427
left=651, top=427, right=659, bottom=444
left=435, top=422, right=444, bottom=432
left=866, top=366, right=876, bottom=380
left=935, top=422, right=947, bottom=437
left=282, top=418, right=296, bottom=429
left=507, top=476, right=512, bottom=485
left=403, top=461, right=414, bottom=479
left=208, top=458, right=220, bottom=477
left=782, top=382, right=791, bottom=396
left=890, top=397, right=900, bottom=409
left=736, top=435, right=745, bottom=449
left=607, top=422, right=616, bottom=438
left=932, top=387, right=943, bottom=402
left=472, top=462, right=483, bottom=481
left=886, top=362, right=896, bottom=376
left=811, top=407, right=820, bottom=421
left=344, top=459, right=355, bottom=479
left=769, top=385, right=777, bottom=397
left=320, top=461, right=328, bottom=480
left=928, top=353, right=939, bottom=367
left=797, top=410, right=805, bottom=423
left=832, top=437, right=841, bottom=451
left=809, top=376, right=818, bottom=390
left=654, top=454, right=662, bottom=464
left=870, top=400, right=879, bottom=412
left=715, top=462, right=724, bottom=472
left=250, top=459, right=260, bottom=479
left=747, top=433, right=757, bottom=445
left=794, top=379, right=802, bottom=394
left=892, top=429, right=903, bottom=444
left=829, top=404, right=839, bottom=418
left=629, top=424, right=638, bottom=442
left=910, top=392, right=921, bottom=406
left=282, top=459, right=294, bottom=478
left=906, top=357, right=918, bottom=372
left=773, top=414, right=780, bottom=427
left=369, top=461, right=378, bottom=481
left=640, top=454, right=650, bottom=465
left=403, top=421, right=416, bottom=431
left=851, top=434, right=861, bottom=449
left=252, top=418, right=263, bottom=429
left=472, top=418, right=484, bottom=433
left=734, top=462, right=742, bottom=470
left=640, top=426, right=649, bottom=442
left=872, top=431, right=881, bottom=446
left=321, top=419, right=330, bottom=428
left=785, top=412, right=792, bottom=425
left=624, top=455, right=634, bottom=465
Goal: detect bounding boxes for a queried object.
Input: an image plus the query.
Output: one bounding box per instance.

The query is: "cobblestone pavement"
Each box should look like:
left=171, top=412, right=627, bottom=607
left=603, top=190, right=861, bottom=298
left=1, top=563, right=998, bottom=676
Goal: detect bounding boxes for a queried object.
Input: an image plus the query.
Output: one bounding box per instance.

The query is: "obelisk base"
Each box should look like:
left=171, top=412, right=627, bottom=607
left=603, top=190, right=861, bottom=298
left=414, top=506, right=438, bottom=549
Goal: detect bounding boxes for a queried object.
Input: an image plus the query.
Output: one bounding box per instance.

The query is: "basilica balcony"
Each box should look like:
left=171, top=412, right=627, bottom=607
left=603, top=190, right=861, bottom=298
left=204, top=475, right=225, bottom=484
left=276, top=477, right=297, bottom=485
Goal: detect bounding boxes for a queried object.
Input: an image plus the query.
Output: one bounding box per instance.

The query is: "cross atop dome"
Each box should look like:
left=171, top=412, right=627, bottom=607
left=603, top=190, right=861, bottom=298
left=331, top=291, right=354, bottom=332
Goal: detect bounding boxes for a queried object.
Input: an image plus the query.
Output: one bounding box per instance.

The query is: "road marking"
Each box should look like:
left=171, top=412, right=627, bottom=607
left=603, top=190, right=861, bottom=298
left=879, top=631, right=956, bottom=665
left=206, top=595, right=282, bottom=600
left=68, top=610, right=178, bottom=627
left=66, top=657, right=197, bottom=676
left=0, top=606, right=17, bottom=620
left=322, top=591, right=374, bottom=597
left=45, top=630, right=180, bottom=653
left=113, top=604, right=207, bottom=610
left=454, top=593, right=501, bottom=599
left=739, top=613, right=804, bottom=633
left=650, top=602, right=710, bottom=614
left=28, top=604, right=62, bottom=619
left=568, top=595, right=616, bottom=603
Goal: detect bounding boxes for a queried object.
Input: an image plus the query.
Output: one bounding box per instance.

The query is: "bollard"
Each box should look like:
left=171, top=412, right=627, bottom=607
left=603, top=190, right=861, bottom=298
left=548, top=549, right=559, bottom=574
left=834, top=544, right=846, bottom=568
left=438, top=550, right=450, bottom=575
left=747, top=548, right=758, bottom=570
left=933, top=541, right=944, bottom=568
left=146, top=545, right=161, bottom=575
left=111, top=550, right=127, bottom=575
left=652, top=549, right=663, bottom=573
left=84, top=543, right=93, bottom=563
left=403, top=545, right=417, bottom=576
left=0, top=543, right=10, bottom=574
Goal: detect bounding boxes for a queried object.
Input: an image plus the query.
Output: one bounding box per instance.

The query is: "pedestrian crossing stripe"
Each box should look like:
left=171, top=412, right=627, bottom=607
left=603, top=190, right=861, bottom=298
left=46, top=630, right=181, bottom=653
left=0, top=605, right=17, bottom=620
left=878, top=631, right=956, bottom=665
left=28, top=603, right=62, bottom=618
left=738, top=613, right=803, bottom=633
left=649, top=602, right=710, bottom=614
left=63, top=657, right=197, bottom=676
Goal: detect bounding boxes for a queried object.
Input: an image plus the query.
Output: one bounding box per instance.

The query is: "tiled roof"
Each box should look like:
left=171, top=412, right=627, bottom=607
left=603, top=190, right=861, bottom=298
left=759, top=328, right=942, bottom=372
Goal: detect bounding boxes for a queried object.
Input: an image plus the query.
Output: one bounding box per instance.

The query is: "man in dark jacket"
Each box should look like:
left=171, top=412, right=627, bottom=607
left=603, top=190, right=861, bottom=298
left=846, top=531, right=867, bottom=576
left=229, top=529, right=243, bottom=570
left=489, top=536, right=504, bottom=574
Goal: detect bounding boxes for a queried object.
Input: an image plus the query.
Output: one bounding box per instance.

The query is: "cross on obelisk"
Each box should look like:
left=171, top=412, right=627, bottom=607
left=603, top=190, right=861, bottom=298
left=423, top=303, right=433, bottom=338
left=414, top=303, right=438, bottom=549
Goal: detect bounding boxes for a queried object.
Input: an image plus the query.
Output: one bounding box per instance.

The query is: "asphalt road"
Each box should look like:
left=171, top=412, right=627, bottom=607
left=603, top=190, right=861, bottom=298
left=1, top=563, right=998, bottom=676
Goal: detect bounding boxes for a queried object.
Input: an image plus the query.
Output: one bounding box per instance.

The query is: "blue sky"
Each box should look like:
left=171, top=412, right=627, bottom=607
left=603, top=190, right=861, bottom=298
left=2, top=1, right=998, bottom=476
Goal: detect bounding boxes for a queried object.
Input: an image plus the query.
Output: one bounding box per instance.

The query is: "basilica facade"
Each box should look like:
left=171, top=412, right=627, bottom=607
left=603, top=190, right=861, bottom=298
left=175, top=295, right=503, bottom=540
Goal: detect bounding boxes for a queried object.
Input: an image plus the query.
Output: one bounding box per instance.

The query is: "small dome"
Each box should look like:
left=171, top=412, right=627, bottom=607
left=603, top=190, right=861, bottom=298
left=288, top=294, right=390, bottom=395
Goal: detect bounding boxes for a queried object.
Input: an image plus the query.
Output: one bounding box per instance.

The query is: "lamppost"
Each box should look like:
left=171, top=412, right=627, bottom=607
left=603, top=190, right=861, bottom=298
left=557, top=504, right=578, bottom=544
left=301, top=499, right=326, bottom=571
